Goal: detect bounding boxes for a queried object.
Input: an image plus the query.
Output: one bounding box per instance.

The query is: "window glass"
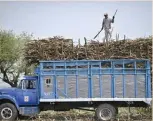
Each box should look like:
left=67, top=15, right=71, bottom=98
left=45, top=78, right=52, bottom=85
left=17, top=80, right=22, bottom=89
left=22, top=80, right=36, bottom=89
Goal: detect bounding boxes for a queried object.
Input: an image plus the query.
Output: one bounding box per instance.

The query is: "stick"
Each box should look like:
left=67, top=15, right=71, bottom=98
left=84, top=37, right=88, bottom=58
left=93, top=29, right=102, bottom=39
left=114, top=9, right=118, bottom=17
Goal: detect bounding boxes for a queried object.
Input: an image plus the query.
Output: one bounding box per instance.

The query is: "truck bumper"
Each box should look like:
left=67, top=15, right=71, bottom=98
left=19, top=107, right=40, bottom=116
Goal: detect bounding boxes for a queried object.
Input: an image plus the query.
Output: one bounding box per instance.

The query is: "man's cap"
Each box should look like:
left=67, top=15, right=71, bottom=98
left=104, top=13, right=108, bottom=16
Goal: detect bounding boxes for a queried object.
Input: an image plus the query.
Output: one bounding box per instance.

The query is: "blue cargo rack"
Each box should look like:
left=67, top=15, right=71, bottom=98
left=35, top=59, right=152, bottom=103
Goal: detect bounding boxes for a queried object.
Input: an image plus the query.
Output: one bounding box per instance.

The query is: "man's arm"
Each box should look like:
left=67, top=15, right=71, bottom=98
left=111, top=16, right=115, bottom=23
left=101, top=19, right=104, bottom=30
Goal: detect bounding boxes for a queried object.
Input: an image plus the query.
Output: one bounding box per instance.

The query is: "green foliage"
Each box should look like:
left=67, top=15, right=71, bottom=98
left=0, top=29, right=33, bottom=87
left=0, top=30, right=17, bottom=61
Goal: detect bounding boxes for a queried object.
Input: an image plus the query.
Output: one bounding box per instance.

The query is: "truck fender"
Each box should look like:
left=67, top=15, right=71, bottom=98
left=0, top=95, right=19, bottom=110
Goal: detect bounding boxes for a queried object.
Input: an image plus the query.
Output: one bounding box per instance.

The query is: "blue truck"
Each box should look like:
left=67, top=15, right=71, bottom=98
left=0, top=59, right=152, bottom=121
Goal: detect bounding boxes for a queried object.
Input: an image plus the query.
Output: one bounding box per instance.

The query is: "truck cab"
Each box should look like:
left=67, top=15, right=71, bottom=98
left=17, top=76, right=38, bottom=106
left=0, top=76, right=39, bottom=121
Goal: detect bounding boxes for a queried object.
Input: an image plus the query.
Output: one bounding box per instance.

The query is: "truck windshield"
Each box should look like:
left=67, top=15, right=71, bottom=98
left=17, top=80, right=22, bottom=89
left=17, top=80, right=36, bottom=89
left=23, top=80, right=36, bottom=89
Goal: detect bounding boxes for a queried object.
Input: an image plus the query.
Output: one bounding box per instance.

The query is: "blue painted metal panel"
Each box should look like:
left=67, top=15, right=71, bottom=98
left=112, top=61, right=115, bottom=98
left=123, top=60, right=125, bottom=98
left=53, top=63, right=56, bottom=99
left=37, top=74, right=40, bottom=104
left=64, top=62, right=67, bottom=98
left=40, top=63, right=44, bottom=98
left=89, top=62, right=93, bottom=98
left=36, top=59, right=151, bottom=99
left=76, top=62, right=79, bottom=98
left=147, top=61, right=151, bottom=98
left=99, top=62, right=102, bottom=97
left=88, top=62, right=90, bottom=98
left=134, top=61, right=137, bottom=97
left=19, top=107, right=39, bottom=116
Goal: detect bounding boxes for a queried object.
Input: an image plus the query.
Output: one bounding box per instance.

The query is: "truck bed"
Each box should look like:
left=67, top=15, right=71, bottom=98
left=35, top=59, right=151, bottom=103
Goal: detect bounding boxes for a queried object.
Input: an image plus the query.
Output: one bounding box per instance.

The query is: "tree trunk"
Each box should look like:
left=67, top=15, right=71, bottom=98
left=2, top=78, right=17, bottom=87
left=0, top=68, right=18, bottom=87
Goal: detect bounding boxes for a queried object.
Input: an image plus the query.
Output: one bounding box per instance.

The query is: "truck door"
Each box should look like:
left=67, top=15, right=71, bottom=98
left=42, top=76, right=55, bottom=99
left=17, top=80, right=38, bottom=105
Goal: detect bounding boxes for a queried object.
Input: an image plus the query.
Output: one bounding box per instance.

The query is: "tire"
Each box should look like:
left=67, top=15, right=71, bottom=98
left=0, top=103, right=18, bottom=121
left=95, top=103, right=116, bottom=121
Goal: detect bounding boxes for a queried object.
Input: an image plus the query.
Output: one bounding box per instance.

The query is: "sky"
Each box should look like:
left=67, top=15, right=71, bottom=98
left=0, top=1, right=152, bottom=44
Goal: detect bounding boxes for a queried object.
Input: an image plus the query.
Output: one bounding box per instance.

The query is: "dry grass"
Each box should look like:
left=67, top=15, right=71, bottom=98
left=18, top=107, right=151, bottom=121
left=24, top=37, right=152, bottom=66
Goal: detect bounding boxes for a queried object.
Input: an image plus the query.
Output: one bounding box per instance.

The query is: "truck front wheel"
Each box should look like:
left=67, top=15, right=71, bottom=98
left=0, top=103, right=18, bottom=121
left=95, top=103, right=116, bottom=121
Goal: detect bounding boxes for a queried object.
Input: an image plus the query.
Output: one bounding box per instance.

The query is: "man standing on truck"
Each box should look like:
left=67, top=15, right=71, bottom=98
left=102, top=13, right=115, bottom=43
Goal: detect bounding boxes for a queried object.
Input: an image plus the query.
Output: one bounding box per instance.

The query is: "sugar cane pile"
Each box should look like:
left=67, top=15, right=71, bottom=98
left=24, top=36, right=152, bottom=65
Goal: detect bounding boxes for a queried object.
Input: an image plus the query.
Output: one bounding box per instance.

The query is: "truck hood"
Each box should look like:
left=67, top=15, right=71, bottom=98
left=0, top=88, right=17, bottom=96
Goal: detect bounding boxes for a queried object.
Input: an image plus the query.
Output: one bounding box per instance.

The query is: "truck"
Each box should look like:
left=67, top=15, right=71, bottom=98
left=0, top=59, right=152, bottom=121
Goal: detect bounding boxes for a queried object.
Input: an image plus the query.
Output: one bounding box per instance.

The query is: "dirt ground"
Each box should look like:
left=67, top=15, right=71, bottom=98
left=18, top=107, right=151, bottom=121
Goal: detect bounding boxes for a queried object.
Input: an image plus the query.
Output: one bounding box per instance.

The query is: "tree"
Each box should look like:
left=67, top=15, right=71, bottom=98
left=0, top=29, right=33, bottom=87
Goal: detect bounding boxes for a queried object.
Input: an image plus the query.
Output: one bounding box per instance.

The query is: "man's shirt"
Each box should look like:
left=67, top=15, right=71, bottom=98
left=103, top=18, right=112, bottom=30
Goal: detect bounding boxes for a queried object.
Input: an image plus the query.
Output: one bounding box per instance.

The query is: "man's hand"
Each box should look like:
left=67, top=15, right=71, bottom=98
left=112, top=16, right=115, bottom=23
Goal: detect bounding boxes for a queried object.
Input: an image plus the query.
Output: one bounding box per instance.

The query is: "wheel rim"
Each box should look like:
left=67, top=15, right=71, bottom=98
left=1, top=107, right=13, bottom=119
left=99, top=108, right=112, bottom=120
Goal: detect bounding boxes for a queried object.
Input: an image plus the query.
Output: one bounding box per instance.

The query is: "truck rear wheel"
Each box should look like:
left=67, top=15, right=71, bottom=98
left=95, top=104, right=116, bottom=121
left=0, top=103, right=18, bottom=121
